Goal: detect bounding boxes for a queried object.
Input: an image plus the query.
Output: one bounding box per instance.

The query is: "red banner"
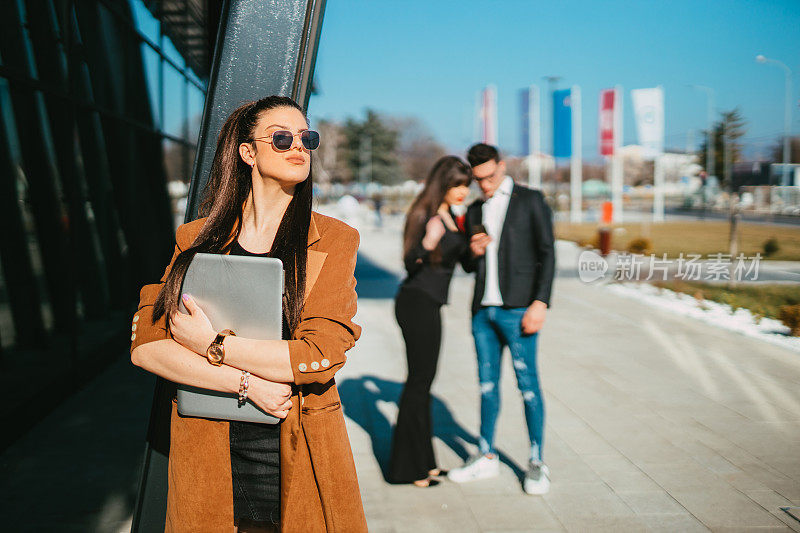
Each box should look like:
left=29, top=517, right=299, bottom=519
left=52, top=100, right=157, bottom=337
left=599, top=89, right=615, bottom=156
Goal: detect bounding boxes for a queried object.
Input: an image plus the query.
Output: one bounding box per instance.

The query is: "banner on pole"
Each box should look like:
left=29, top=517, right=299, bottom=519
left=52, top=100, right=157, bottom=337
left=480, top=86, right=498, bottom=145
left=553, top=88, right=572, bottom=158
left=631, top=86, right=664, bottom=159
left=520, top=88, right=530, bottom=155
left=599, top=88, right=616, bottom=156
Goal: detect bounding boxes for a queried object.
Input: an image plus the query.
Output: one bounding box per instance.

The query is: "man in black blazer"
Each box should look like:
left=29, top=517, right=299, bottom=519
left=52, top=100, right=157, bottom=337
left=448, top=144, right=555, bottom=495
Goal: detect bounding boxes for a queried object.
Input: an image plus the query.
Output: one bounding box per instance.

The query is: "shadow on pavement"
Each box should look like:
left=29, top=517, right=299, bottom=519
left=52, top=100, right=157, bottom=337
left=337, top=375, right=525, bottom=483
left=0, top=357, right=153, bottom=531
left=354, top=253, right=401, bottom=299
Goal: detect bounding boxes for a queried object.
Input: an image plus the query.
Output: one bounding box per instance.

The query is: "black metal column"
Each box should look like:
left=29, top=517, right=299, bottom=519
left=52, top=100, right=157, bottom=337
left=133, top=1, right=327, bottom=530
left=184, top=0, right=326, bottom=222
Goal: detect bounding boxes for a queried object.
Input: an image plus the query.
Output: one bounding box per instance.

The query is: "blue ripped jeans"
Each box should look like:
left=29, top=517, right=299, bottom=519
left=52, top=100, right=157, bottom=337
left=472, top=306, right=545, bottom=462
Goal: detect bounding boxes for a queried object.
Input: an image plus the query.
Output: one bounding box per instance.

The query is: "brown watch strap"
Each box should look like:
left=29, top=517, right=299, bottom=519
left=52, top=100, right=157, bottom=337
left=213, top=329, right=236, bottom=345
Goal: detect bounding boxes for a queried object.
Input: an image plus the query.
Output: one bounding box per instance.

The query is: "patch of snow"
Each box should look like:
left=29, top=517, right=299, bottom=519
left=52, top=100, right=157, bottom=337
left=605, top=282, right=800, bottom=353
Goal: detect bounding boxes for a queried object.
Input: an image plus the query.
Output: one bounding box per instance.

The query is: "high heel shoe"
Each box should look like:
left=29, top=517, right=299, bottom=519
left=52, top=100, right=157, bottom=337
left=412, top=478, right=440, bottom=488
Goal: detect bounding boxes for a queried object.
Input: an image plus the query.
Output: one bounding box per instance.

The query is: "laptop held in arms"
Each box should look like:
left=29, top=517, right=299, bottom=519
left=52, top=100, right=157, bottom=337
left=176, top=252, right=284, bottom=424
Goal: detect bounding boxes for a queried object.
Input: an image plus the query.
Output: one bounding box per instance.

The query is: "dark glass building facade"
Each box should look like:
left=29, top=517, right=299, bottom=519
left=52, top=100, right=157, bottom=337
left=0, top=0, right=220, bottom=448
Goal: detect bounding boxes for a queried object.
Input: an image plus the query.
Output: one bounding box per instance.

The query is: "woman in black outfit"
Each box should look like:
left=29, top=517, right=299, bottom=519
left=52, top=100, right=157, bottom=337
left=389, top=156, right=472, bottom=487
left=227, top=239, right=282, bottom=526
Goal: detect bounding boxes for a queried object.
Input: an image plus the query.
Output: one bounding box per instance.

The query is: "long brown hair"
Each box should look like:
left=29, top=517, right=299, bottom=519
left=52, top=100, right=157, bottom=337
left=403, top=156, right=471, bottom=261
left=153, top=96, right=312, bottom=335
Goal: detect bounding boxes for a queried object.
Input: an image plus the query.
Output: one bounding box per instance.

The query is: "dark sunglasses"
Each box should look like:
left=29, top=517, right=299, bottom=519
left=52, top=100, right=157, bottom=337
left=252, top=130, right=320, bottom=151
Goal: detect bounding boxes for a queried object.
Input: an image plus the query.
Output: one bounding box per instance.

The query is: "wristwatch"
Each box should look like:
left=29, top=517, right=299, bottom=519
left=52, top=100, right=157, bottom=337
left=206, top=329, right=236, bottom=366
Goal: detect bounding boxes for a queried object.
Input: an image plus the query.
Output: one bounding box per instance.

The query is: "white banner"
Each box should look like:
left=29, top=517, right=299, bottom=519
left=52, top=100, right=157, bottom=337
left=631, top=86, right=664, bottom=159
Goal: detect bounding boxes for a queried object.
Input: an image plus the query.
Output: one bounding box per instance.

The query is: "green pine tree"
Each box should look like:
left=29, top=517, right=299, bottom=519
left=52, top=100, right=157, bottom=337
left=340, top=110, right=403, bottom=185
left=697, top=108, right=747, bottom=189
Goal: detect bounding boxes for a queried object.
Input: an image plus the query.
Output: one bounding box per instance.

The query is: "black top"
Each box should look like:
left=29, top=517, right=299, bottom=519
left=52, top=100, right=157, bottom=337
left=227, top=239, right=281, bottom=522
left=400, top=213, right=468, bottom=305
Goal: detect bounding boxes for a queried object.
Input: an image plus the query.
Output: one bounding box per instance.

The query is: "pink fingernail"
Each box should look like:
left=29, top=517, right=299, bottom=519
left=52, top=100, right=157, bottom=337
left=182, top=294, right=189, bottom=302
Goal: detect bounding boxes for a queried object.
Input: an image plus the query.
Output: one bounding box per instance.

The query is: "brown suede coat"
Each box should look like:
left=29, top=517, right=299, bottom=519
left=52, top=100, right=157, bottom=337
left=130, top=212, right=367, bottom=532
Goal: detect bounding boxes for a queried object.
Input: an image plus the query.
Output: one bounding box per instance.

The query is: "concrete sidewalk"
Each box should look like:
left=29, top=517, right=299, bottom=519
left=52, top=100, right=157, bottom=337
left=1, top=212, right=799, bottom=532
left=342, top=215, right=800, bottom=532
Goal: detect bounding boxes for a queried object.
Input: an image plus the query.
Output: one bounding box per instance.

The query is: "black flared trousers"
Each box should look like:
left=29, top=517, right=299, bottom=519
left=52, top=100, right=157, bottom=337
left=389, top=287, right=442, bottom=483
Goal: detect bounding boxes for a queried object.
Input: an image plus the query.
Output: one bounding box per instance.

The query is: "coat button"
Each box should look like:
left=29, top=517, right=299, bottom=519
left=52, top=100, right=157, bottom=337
left=321, top=359, right=330, bottom=368
left=131, top=323, right=137, bottom=332
left=133, top=314, right=139, bottom=322
left=131, top=333, right=136, bottom=341
left=298, top=363, right=307, bottom=372
left=311, top=361, right=319, bottom=370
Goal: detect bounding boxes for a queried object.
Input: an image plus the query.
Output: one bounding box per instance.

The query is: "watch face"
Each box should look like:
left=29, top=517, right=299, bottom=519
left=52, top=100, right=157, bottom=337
left=208, top=344, right=224, bottom=364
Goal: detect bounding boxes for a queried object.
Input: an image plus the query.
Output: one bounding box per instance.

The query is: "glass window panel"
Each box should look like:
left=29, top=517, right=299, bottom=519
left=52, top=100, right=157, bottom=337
left=0, top=255, right=12, bottom=350
left=163, top=139, right=190, bottom=224
left=186, top=146, right=197, bottom=176
left=21, top=178, right=55, bottom=337
left=187, top=68, right=205, bottom=88
left=162, top=36, right=185, bottom=70
left=162, top=139, right=187, bottom=183
left=129, top=0, right=160, bottom=43
left=162, top=64, right=186, bottom=138
left=140, top=44, right=161, bottom=127
left=187, top=84, right=205, bottom=142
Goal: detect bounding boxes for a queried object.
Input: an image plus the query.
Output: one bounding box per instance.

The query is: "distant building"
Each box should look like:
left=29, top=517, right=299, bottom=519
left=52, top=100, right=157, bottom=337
left=616, top=145, right=700, bottom=189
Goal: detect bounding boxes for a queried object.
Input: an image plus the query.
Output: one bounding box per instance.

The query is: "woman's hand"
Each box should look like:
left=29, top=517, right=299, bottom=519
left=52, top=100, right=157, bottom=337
left=248, top=376, right=293, bottom=419
left=421, top=215, right=447, bottom=251
left=169, top=294, right=217, bottom=355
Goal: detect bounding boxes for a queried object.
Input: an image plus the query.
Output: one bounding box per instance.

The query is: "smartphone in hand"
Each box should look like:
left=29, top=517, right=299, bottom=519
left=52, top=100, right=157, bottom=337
left=471, top=223, right=488, bottom=235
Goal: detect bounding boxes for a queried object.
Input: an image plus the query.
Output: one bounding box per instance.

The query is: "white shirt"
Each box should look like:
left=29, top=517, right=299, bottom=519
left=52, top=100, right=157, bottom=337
left=480, top=176, right=514, bottom=306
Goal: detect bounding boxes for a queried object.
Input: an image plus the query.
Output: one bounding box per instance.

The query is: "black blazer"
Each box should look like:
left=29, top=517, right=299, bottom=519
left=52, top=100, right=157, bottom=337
left=463, top=182, right=555, bottom=315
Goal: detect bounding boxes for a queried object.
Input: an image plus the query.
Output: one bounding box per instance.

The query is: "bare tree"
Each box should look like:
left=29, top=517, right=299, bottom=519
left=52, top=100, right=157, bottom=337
left=387, top=116, right=447, bottom=182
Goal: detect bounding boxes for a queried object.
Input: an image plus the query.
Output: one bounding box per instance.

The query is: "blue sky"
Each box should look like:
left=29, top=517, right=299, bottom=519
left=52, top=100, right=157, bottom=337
left=308, top=0, right=800, bottom=161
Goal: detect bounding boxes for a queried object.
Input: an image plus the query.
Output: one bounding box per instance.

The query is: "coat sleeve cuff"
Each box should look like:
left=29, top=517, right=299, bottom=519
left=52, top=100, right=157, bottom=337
left=130, top=282, right=170, bottom=352
left=287, top=318, right=355, bottom=386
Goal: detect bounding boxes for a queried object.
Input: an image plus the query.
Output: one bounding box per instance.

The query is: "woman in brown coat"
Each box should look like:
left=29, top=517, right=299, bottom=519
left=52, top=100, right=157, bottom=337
left=130, top=96, right=367, bottom=532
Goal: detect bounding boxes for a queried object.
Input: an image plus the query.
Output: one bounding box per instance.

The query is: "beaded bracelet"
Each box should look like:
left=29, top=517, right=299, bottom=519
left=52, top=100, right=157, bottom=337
left=238, top=371, right=250, bottom=407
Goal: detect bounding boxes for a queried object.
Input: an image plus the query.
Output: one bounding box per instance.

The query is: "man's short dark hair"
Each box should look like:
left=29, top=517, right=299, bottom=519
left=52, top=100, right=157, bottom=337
left=467, top=143, right=501, bottom=167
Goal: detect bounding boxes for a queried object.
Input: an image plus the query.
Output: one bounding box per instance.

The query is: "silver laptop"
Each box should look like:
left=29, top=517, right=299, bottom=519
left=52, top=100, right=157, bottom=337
left=176, top=252, right=284, bottom=424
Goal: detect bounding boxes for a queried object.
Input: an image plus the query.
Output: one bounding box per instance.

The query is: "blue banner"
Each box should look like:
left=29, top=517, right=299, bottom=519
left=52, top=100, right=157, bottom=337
left=520, top=88, right=530, bottom=155
left=553, top=88, right=572, bottom=158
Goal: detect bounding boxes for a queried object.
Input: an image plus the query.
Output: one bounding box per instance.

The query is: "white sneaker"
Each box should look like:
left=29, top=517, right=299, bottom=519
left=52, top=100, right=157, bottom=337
left=447, top=454, right=500, bottom=483
left=523, top=461, right=550, bottom=495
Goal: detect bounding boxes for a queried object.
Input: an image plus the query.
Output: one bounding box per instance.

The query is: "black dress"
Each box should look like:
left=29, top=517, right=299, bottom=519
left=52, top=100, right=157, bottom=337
left=228, top=240, right=281, bottom=525
left=388, top=215, right=468, bottom=483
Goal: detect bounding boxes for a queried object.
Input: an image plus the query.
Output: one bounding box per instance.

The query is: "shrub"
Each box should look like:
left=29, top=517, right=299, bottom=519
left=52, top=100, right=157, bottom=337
left=627, top=237, right=653, bottom=255
left=578, top=235, right=600, bottom=249
left=779, top=304, right=800, bottom=336
left=763, top=237, right=780, bottom=257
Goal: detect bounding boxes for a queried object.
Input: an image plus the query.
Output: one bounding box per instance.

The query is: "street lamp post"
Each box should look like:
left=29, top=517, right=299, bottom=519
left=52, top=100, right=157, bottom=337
left=756, top=54, right=793, bottom=186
